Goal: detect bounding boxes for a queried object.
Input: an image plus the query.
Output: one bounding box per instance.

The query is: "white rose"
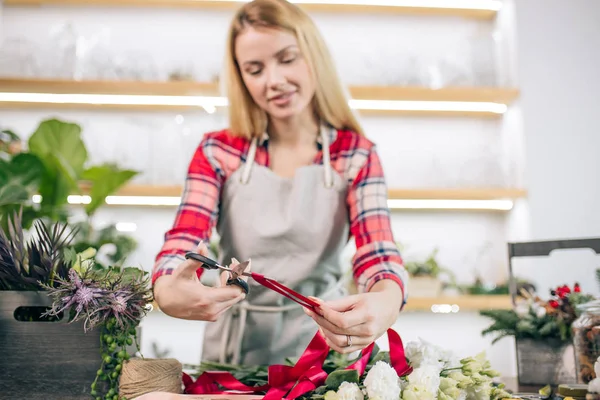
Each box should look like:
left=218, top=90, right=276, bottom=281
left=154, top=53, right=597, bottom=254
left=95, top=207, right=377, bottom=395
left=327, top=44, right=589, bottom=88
left=363, top=361, right=402, bottom=400
left=335, top=382, right=364, bottom=400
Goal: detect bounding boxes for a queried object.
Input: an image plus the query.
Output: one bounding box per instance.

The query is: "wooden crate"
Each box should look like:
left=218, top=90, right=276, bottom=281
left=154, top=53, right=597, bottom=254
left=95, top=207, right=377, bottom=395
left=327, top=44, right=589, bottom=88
left=0, top=291, right=102, bottom=400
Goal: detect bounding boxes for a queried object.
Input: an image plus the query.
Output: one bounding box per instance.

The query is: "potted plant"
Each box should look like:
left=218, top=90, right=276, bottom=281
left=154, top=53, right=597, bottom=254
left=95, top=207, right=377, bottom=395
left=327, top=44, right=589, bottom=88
left=401, top=247, right=453, bottom=297
left=0, top=210, right=153, bottom=399
left=480, top=283, right=594, bottom=386
left=0, top=118, right=139, bottom=265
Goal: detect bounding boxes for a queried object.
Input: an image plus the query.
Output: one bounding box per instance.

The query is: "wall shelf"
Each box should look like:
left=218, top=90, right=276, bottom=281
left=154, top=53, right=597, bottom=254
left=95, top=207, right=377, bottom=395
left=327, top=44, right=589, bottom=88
left=0, top=78, right=519, bottom=118
left=4, top=0, right=500, bottom=20
left=150, top=295, right=511, bottom=314
left=112, top=184, right=527, bottom=200
left=403, top=295, right=512, bottom=312
left=65, top=184, right=528, bottom=211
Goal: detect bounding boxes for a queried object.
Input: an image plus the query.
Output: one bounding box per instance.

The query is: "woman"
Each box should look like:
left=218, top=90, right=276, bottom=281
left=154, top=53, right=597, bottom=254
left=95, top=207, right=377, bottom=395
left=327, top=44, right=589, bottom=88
left=153, top=0, right=408, bottom=367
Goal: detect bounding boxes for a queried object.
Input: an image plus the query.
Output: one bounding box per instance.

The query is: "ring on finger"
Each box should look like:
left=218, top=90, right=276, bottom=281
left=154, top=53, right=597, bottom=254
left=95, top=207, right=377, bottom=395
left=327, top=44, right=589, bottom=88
left=346, top=335, right=352, bottom=347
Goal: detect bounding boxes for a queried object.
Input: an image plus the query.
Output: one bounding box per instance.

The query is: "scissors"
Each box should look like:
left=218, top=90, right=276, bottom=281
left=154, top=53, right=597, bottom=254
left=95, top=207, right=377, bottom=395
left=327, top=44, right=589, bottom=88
left=184, top=251, right=320, bottom=312
left=185, top=251, right=251, bottom=294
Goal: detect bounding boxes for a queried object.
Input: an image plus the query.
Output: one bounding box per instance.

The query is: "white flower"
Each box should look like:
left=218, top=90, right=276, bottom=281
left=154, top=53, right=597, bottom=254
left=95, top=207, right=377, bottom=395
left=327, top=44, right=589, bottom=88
left=407, top=365, right=441, bottom=396
left=589, top=378, right=600, bottom=394
left=405, top=339, right=445, bottom=369
left=589, top=357, right=600, bottom=393
left=402, top=385, right=436, bottom=400
left=363, top=361, right=401, bottom=400
left=533, top=304, right=546, bottom=318
left=464, top=383, right=491, bottom=400
left=324, top=390, right=340, bottom=400
left=335, top=382, right=364, bottom=400
left=447, top=371, right=473, bottom=389
left=514, top=302, right=530, bottom=317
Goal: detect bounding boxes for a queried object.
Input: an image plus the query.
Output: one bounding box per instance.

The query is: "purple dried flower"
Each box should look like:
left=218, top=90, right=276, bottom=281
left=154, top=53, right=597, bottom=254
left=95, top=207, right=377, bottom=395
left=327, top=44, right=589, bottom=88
left=42, top=260, right=154, bottom=332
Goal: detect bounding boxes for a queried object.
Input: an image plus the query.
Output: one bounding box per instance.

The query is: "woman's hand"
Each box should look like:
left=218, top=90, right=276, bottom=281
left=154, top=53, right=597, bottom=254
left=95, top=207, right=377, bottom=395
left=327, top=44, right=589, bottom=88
left=304, top=280, right=403, bottom=353
left=153, top=242, right=248, bottom=322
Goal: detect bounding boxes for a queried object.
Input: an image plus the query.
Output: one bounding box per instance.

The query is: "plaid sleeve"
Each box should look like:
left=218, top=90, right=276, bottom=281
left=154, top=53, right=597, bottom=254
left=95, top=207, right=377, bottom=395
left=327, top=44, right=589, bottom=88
left=347, top=145, right=409, bottom=309
left=151, top=135, right=225, bottom=285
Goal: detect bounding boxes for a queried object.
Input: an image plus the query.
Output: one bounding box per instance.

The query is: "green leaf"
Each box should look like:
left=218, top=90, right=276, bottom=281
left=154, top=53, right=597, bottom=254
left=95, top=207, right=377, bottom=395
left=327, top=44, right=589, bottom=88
left=325, top=369, right=359, bottom=390
left=81, top=164, right=138, bottom=216
left=28, top=119, right=86, bottom=173
left=0, top=153, right=45, bottom=207
left=1, top=129, right=20, bottom=142
left=9, top=153, right=45, bottom=188
left=28, top=119, right=87, bottom=210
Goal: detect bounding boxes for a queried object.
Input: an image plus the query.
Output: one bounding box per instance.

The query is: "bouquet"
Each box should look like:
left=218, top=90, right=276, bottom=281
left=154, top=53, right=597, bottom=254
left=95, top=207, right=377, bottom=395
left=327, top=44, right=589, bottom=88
left=480, top=283, right=595, bottom=343
left=185, top=333, right=512, bottom=400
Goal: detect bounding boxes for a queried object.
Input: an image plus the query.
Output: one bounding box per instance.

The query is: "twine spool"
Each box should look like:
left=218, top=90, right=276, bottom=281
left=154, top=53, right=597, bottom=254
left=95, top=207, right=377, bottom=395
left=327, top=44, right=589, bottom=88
left=119, top=358, right=183, bottom=399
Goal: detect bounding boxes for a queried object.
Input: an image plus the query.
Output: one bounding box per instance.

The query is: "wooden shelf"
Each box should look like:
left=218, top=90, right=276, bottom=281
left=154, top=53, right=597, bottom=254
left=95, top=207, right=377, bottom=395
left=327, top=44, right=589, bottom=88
left=404, top=295, right=512, bottom=311
left=101, top=184, right=527, bottom=200
left=0, top=78, right=519, bottom=118
left=387, top=188, right=527, bottom=200
left=4, top=0, right=499, bottom=20
left=150, top=295, right=511, bottom=314
left=0, top=78, right=220, bottom=96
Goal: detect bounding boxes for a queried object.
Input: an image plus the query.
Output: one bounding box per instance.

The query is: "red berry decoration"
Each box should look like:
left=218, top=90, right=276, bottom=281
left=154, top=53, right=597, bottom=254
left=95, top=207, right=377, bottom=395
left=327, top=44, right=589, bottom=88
left=549, top=300, right=560, bottom=308
left=574, top=283, right=581, bottom=293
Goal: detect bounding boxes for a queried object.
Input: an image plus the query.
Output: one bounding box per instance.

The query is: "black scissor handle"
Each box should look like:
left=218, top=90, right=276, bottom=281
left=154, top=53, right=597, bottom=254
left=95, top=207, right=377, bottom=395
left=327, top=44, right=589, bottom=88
left=185, top=251, right=220, bottom=270
left=227, top=277, right=250, bottom=295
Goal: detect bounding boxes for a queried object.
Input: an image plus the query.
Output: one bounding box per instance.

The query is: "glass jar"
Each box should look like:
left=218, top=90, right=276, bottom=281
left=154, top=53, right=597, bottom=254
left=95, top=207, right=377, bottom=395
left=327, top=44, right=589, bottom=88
left=572, top=300, right=600, bottom=383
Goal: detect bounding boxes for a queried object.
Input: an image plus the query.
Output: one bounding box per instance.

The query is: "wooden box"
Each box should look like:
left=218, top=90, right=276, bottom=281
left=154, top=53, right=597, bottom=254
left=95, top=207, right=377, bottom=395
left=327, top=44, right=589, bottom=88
left=0, top=291, right=102, bottom=400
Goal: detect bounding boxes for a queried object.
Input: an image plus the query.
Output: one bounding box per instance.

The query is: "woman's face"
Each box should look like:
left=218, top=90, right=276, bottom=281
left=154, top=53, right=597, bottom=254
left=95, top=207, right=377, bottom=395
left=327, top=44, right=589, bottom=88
left=235, top=26, right=316, bottom=122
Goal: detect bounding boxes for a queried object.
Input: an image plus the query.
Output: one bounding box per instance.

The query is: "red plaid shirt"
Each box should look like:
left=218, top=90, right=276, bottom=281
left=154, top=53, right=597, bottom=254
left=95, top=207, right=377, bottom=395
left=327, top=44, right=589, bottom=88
left=153, top=128, right=408, bottom=307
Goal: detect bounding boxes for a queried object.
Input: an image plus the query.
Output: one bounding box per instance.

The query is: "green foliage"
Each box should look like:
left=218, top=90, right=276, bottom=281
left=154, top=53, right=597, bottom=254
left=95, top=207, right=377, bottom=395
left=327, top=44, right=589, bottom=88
left=81, top=164, right=138, bottom=216
left=71, top=220, right=138, bottom=267
left=0, top=118, right=139, bottom=264
left=28, top=119, right=87, bottom=219
left=0, top=210, right=77, bottom=290
left=400, top=246, right=455, bottom=282
left=480, top=286, right=596, bottom=344
left=325, top=370, right=360, bottom=389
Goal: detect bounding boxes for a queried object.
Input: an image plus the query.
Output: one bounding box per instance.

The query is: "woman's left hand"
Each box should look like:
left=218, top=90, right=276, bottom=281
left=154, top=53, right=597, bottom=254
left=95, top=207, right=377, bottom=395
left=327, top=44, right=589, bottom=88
left=303, top=280, right=403, bottom=354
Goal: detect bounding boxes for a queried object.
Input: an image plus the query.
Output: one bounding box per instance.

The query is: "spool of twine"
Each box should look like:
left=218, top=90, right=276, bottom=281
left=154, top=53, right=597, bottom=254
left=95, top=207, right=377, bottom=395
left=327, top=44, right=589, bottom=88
left=119, top=358, right=183, bottom=399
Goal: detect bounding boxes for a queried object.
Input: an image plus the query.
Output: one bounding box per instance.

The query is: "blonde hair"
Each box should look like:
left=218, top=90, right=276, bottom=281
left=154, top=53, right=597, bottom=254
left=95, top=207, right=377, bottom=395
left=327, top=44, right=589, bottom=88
left=224, top=0, right=364, bottom=138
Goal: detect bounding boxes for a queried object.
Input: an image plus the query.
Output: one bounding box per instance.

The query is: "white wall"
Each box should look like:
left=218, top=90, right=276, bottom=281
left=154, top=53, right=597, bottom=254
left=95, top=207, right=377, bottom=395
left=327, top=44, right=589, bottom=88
left=506, top=0, right=600, bottom=301
left=515, top=0, right=600, bottom=240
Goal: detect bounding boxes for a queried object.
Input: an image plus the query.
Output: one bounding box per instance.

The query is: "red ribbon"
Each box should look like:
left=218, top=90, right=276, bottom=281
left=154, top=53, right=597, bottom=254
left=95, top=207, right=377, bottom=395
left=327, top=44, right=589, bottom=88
left=251, top=272, right=321, bottom=312
left=183, top=327, right=412, bottom=399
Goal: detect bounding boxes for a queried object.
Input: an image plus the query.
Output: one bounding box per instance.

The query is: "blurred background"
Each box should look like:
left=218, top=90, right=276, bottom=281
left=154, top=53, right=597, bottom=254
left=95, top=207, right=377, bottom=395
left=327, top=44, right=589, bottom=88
left=1, top=0, right=599, bottom=379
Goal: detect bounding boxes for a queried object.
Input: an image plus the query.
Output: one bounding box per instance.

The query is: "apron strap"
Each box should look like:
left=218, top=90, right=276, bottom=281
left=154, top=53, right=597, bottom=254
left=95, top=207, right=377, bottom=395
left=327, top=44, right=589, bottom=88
left=240, top=137, right=258, bottom=185
left=240, top=127, right=334, bottom=188
left=320, top=126, right=334, bottom=188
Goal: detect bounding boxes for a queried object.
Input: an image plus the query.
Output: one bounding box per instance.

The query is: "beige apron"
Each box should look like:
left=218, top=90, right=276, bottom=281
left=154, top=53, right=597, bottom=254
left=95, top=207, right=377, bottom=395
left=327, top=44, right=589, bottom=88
left=201, top=126, right=350, bottom=366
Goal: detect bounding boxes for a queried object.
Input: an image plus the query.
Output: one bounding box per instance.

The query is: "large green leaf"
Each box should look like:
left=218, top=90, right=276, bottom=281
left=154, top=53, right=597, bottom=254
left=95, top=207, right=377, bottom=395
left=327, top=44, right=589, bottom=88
left=0, top=153, right=45, bottom=207
left=28, top=119, right=87, bottom=210
left=8, top=153, right=45, bottom=188
left=81, top=164, right=138, bottom=216
left=28, top=119, right=87, bottom=173
left=325, top=370, right=359, bottom=390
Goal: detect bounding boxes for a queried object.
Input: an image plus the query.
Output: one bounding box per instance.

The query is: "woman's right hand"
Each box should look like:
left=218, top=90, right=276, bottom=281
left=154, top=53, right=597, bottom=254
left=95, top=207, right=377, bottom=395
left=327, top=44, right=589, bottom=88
left=153, top=242, right=249, bottom=321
